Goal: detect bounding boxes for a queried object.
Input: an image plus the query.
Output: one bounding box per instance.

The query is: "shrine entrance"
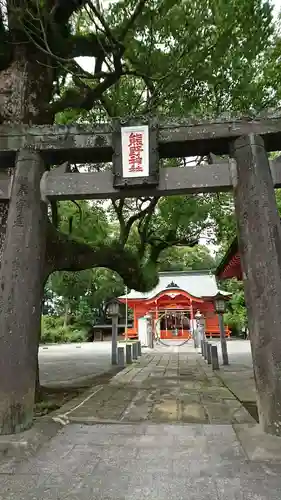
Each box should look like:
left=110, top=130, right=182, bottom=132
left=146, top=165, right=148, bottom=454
left=153, top=310, right=192, bottom=348
left=158, top=310, right=191, bottom=339
left=118, top=272, right=230, bottom=342
left=141, top=287, right=199, bottom=342
left=1, top=114, right=281, bottom=435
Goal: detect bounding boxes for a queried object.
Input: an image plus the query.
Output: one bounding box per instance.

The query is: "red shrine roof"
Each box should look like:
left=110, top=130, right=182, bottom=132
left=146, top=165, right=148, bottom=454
left=215, top=238, right=242, bottom=280
left=119, top=271, right=230, bottom=301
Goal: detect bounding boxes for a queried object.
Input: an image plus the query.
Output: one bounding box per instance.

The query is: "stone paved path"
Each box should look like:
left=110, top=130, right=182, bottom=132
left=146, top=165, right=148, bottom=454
left=214, top=346, right=256, bottom=403
left=2, top=423, right=281, bottom=499
left=2, top=343, right=281, bottom=499
left=64, top=344, right=255, bottom=425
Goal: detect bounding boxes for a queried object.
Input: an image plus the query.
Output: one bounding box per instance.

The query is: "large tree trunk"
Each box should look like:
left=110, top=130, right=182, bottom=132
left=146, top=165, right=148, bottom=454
left=35, top=355, right=42, bottom=403
left=63, top=300, right=70, bottom=328
left=0, top=36, right=54, bottom=433
left=0, top=22, right=157, bottom=434
left=0, top=150, right=47, bottom=433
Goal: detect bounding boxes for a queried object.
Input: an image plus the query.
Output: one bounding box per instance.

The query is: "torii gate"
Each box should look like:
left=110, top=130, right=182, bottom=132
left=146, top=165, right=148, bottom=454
left=1, top=114, right=281, bottom=435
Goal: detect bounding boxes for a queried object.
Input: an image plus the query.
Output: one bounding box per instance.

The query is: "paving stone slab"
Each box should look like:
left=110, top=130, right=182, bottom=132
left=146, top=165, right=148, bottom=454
left=216, top=477, right=281, bottom=500
left=121, top=390, right=154, bottom=421
left=0, top=419, right=63, bottom=466
left=234, top=423, right=281, bottom=461
left=8, top=421, right=275, bottom=500
left=128, top=474, right=219, bottom=500
left=181, top=403, right=208, bottom=423
left=54, top=349, right=254, bottom=425
left=150, top=400, right=179, bottom=422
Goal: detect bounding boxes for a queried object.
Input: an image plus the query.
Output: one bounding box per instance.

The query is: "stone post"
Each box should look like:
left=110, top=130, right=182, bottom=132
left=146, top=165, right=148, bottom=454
left=201, top=341, right=205, bottom=358
left=218, top=314, right=229, bottom=365
left=211, top=345, right=219, bottom=371
left=147, top=317, right=154, bottom=348
left=117, top=346, right=125, bottom=368
left=203, top=341, right=207, bottom=360
left=111, top=315, right=118, bottom=365
left=206, top=343, right=212, bottom=365
left=126, top=344, right=132, bottom=364
left=137, top=341, right=142, bottom=356
left=232, top=134, right=281, bottom=435
left=193, top=329, right=198, bottom=348
left=132, top=342, right=138, bottom=360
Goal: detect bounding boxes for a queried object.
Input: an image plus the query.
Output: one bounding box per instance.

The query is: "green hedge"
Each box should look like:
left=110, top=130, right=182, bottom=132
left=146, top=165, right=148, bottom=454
left=41, top=315, right=88, bottom=344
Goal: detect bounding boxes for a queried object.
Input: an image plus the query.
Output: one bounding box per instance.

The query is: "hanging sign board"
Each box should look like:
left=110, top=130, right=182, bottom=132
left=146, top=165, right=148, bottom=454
left=121, top=125, right=149, bottom=178
left=112, top=119, right=159, bottom=189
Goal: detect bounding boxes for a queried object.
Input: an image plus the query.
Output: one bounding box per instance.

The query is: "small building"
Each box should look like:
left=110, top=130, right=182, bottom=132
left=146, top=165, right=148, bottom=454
left=89, top=322, right=133, bottom=341
left=215, top=238, right=242, bottom=280
left=118, top=271, right=230, bottom=340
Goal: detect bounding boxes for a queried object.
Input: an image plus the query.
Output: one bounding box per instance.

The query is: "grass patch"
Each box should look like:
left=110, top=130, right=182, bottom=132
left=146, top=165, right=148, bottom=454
left=34, top=368, right=121, bottom=418
left=34, top=388, right=82, bottom=417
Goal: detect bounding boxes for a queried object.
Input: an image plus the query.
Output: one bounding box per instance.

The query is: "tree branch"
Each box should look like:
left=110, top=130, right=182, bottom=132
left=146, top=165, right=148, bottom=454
left=45, top=222, right=159, bottom=292
left=112, top=199, right=126, bottom=242
left=0, top=7, right=10, bottom=71
left=137, top=197, right=159, bottom=257
left=52, top=0, right=89, bottom=24
left=112, top=197, right=159, bottom=247
left=86, top=2, right=119, bottom=46
left=119, top=0, right=147, bottom=40
left=65, top=33, right=111, bottom=59
left=149, top=236, right=198, bottom=264
left=51, top=71, right=121, bottom=113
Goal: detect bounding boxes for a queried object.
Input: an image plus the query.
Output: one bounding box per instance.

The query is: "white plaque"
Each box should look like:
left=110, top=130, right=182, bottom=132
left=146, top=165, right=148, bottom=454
left=121, top=125, right=149, bottom=178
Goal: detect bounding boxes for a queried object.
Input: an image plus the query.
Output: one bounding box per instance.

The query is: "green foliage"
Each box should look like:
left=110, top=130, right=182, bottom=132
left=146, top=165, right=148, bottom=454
left=158, top=245, right=215, bottom=271
left=27, top=0, right=281, bottom=330
left=223, top=279, right=248, bottom=336
left=54, top=200, right=110, bottom=246
left=72, top=268, right=125, bottom=325
left=46, top=266, right=126, bottom=327
left=51, top=270, right=92, bottom=301
left=101, top=0, right=273, bottom=116
left=41, top=316, right=88, bottom=344
left=47, top=0, right=279, bottom=283
left=150, top=195, right=212, bottom=245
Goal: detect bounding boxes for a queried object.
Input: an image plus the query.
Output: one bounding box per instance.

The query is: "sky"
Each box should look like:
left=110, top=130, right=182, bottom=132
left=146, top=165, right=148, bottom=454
left=274, top=0, right=281, bottom=15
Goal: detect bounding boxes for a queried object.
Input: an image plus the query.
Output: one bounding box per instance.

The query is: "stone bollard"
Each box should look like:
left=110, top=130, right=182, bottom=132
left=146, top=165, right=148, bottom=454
left=211, top=344, right=220, bottom=371
left=117, top=346, right=125, bottom=368
left=137, top=341, right=142, bottom=357
left=132, top=342, right=138, bottom=360
left=203, top=341, right=208, bottom=360
left=206, top=343, right=212, bottom=365
left=126, top=343, right=132, bottom=364
left=201, top=340, right=205, bottom=357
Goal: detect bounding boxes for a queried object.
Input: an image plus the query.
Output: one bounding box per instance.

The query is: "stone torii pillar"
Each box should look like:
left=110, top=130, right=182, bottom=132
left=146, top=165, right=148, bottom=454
left=0, top=149, right=46, bottom=434
left=232, top=134, right=281, bottom=435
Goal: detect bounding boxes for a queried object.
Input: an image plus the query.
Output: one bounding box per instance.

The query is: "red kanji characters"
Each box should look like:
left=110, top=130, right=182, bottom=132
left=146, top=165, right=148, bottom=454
left=128, top=132, right=144, bottom=173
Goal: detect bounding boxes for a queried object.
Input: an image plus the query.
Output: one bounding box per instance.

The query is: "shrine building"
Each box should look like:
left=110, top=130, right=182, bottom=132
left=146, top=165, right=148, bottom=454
left=215, top=238, right=242, bottom=281
left=118, top=271, right=230, bottom=340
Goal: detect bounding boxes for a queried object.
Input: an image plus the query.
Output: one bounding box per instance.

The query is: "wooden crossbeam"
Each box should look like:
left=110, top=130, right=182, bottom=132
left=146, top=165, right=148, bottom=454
left=0, top=158, right=280, bottom=201
left=1, top=114, right=281, bottom=167
left=41, top=160, right=281, bottom=201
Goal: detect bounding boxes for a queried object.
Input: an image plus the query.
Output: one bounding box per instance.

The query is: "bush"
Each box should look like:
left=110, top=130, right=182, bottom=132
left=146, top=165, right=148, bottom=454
left=41, top=316, right=88, bottom=344
left=66, top=329, right=88, bottom=343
